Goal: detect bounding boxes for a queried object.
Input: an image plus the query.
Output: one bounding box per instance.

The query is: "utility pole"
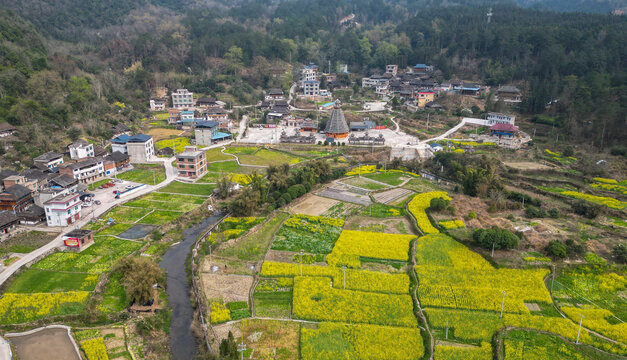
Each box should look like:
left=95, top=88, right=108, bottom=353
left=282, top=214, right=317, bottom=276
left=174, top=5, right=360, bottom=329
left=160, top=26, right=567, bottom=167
left=237, top=342, right=246, bottom=360
left=576, top=314, right=584, bottom=344
left=342, top=266, right=347, bottom=289
left=300, top=249, right=304, bottom=276
left=500, top=291, right=507, bottom=319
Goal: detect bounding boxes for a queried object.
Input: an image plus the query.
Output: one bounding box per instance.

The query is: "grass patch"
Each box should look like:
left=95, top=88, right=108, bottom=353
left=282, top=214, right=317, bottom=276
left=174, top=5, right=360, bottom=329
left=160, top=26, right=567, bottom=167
left=157, top=181, right=214, bottom=196
left=253, top=291, right=292, bottom=318
left=271, top=214, right=344, bottom=254
left=205, top=148, right=233, bottom=162
left=137, top=210, right=182, bottom=225
left=7, top=269, right=98, bottom=293
left=98, top=271, right=128, bottom=313
left=106, top=207, right=152, bottom=224
left=142, top=192, right=206, bottom=204
left=218, top=213, right=289, bottom=262
left=359, top=203, right=405, bottom=218
left=364, top=172, right=406, bottom=186
left=0, top=231, right=57, bottom=254
left=237, top=149, right=301, bottom=166
left=342, top=177, right=388, bottom=190
left=95, top=223, right=133, bottom=237
left=403, top=178, right=442, bottom=193
left=124, top=199, right=199, bottom=212
left=117, top=164, right=166, bottom=185
left=225, top=146, right=258, bottom=155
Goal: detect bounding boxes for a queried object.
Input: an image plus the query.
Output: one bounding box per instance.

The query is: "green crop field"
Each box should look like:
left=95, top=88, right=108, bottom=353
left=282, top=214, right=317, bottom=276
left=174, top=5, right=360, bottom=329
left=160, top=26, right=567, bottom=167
left=94, top=223, right=133, bottom=236
left=138, top=210, right=183, bottom=225
left=342, top=177, right=388, bottom=190
left=6, top=270, right=98, bottom=293
left=218, top=213, right=289, bottom=262
left=124, top=198, right=199, bottom=212
left=0, top=231, right=57, bottom=254
left=157, top=181, right=214, bottom=196
left=364, top=172, right=406, bottom=186
left=117, top=165, right=166, bottom=185
left=106, top=206, right=151, bottom=224
left=205, top=148, right=233, bottom=162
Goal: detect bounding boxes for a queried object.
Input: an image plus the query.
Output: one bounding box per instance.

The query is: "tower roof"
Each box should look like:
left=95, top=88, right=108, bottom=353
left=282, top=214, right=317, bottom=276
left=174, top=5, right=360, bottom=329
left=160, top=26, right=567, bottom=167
left=324, top=100, right=349, bottom=134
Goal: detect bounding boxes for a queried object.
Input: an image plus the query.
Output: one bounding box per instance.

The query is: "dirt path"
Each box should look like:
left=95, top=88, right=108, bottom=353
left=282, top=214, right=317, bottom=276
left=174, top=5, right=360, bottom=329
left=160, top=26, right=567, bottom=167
left=409, top=238, right=435, bottom=360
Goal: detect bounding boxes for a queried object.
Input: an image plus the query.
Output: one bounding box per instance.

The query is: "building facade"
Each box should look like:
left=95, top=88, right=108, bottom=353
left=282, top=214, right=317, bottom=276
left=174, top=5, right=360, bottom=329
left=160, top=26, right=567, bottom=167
left=44, top=193, right=82, bottom=227
left=194, top=121, right=219, bottom=146
left=110, top=134, right=155, bottom=163
left=176, top=146, right=207, bottom=179
left=487, top=113, right=516, bottom=125
left=171, top=89, right=194, bottom=109
left=68, top=139, right=94, bottom=160
left=33, top=152, right=64, bottom=170
left=303, top=80, right=320, bottom=97
left=59, top=157, right=105, bottom=183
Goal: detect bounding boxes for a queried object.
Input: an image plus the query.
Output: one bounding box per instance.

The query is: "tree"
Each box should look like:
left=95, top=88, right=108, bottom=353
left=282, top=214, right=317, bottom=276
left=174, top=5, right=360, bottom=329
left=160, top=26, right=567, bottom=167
left=613, top=243, right=627, bottom=264
left=473, top=227, right=519, bottom=250
left=224, top=46, right=244, bottom=75
left=430, top=197, right=449, bottom=211
left=572, top=201, right=601, bottom=219
left=546, top=240, right=567, bottom=258
left=116, top=257, right=164, bottom=305
left=219, top=331, right=238, bottom=359
left=216, top=174, right=233, bottom=199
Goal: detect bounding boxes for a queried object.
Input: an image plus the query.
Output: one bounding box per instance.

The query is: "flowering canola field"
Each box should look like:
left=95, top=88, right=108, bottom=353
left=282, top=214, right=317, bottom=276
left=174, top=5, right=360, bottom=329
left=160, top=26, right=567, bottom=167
left=407, top=191, right=451, bottom=234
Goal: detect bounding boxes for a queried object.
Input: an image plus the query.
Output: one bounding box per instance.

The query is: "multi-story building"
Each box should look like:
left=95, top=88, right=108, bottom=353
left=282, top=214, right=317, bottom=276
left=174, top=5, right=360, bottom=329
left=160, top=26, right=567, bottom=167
left=176, top=146, right=207, bottom=179
left=265, top=89, right=285, bottom=101
left=495, top=86, right=522, bottom=103
left=386, top=65, right=398, bottom=76
left=68, top=139, right=94, bottom=160
left=43, top=193, right=82, bottom=227
left=301, top=63, right=318, bottom=85
left=0, top=184, right=34, bottom=212
left=149, top=98, right=166, bottom=111
left=110, top=134, right=155, bottom=163
left=194, top=121, right=219, bottom=146
left=59, top=157, right=105, bottom=184
left=362, top=76, right=389, bottom=89
left=487, top=113, right=516, bottom=125
left=303, top=80, right=320, bottom=97
left=171, top=89, right=194, bottom=109
left=33, top=152, right=64, bottom=170
left=417, top=91, right=435, bottom=107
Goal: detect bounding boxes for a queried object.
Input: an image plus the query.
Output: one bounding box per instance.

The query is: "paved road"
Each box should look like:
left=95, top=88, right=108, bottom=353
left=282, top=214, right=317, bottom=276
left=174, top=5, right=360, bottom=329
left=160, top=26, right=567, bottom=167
left=0, top=157, right=178, bottom=287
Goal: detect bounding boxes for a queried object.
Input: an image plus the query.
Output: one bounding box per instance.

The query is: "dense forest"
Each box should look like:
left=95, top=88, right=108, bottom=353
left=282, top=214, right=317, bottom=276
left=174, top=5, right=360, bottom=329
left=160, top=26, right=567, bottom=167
left=0, top=0, right=625, bottom=167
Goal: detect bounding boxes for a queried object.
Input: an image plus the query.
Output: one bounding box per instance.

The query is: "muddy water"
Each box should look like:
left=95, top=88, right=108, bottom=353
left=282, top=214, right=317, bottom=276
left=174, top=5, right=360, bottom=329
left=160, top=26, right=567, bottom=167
left=160, top=214, right=221, bottom=360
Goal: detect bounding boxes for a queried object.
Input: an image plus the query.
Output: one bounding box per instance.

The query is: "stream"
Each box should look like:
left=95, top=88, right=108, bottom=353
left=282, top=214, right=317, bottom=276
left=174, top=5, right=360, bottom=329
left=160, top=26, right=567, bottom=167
left=159, top=213, right=222, bottom=360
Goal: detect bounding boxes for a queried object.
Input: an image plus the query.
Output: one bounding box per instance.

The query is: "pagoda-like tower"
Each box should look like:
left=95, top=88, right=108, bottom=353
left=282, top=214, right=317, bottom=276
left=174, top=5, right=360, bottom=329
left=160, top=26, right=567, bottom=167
left=324, top=100, right=349, bottom=138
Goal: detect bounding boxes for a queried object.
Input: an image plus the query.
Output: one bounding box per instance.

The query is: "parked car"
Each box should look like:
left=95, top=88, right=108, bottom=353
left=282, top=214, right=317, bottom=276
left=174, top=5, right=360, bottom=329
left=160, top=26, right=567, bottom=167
left=82, top=201, right=92, bottom=207
left=95, top=200, right=102, bottom=205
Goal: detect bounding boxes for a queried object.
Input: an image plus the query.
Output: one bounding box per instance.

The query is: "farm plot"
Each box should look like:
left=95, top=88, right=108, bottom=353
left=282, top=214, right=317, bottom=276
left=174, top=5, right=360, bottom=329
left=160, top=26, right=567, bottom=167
left=200, top=274, right=253, bottom=303
left=94, top=223, right=133, bottom=236
left=435, top=342, right=491, bottom=360
left=253, top=278, right=293, bottom=318
left=239, top=319, right=300, bottom=360
left=372, top=187, right=413, bottom=204
left=0, top=230, right=57, bottom=253
left=106, top=206, right=151, bottom=224
left=364, top=171, right=408, bottom=186
left=143, top=192, right=207, bottom=204
left=117, top=164, right=166, bottom=184
left=157, top=181, right=214, bottom=196
left=125, top=198, right=197, bottom=212
left=205, top=147, right=233, bottom=162
left=227, top=147, right=302, bottom=166
left=407, top=191, right=451, bottom=234
left=344, top=215, right=412, bottom=235
left=327, top=230, right=415, bottom=266
left=289, top=195, right=339, bottom=216
left=292, top=276, right=416, bottom=327
left=146, top=127, right=182, bottom=141
left=341, top=176, right=388, bottom=191
left=358, top=203, right=404, bottom=218
left=138, top=210, right=182, bottom=225
left=155, top=136, right=190, bottom=153
left=0, top=291, right=90, bottom=325
left=10, top=327, right=81, bottom=360
left=6, top=270, right=98, bottom=293
left=216, top=213, right=289, bottom=262
left=271, top=214, right=344, bottom=254
left=301, top=322, right=424, bottom=360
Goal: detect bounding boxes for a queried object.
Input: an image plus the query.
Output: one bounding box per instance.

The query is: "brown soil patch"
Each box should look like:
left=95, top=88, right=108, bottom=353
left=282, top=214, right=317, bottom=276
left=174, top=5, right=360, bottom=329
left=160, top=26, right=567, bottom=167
left=100, top=328, right=124, bottom=338
left=344, top=215, right=414, bottom=235
left=435, top=340, right=479, bottom=348
left=525, top=302, right=541, bottom=312
left=265, top=250, right=299, bottom=263
left=200, top=273, right=254, bottom=303
left=10, top=328, right=79, bottom=360
left=201, top=257, right=256, bottom=275
left=239, top=319, right=300, bottom=360
left=213, top=322, right=241, bottom=344
left=503, top=161, right=555, bottom=171
left=105, top=338, right=125, bottom=349
left=289, top=195, right=339, bottom=216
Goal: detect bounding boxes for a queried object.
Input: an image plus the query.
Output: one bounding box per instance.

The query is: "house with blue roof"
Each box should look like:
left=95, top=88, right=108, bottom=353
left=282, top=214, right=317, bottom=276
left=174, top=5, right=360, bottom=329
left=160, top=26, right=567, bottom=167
left=110, top=134, right=155, bottom=163
left=194, top=121, right=232, bottom=145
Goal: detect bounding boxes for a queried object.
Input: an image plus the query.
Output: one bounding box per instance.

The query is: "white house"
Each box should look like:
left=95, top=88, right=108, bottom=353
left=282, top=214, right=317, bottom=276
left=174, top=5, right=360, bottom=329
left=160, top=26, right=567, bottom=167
left=486, top=113, right=516, bottom=125
left=362, top=76, right=388, bottom=89
left=150, top=98, right=166, bottom=111
left=303, top=80, right=320, bottom=97
left=68, top=139, right=94, bottom=160
left=59, top=157, right=105, bottom=183
left=171, top=89, right=194, bottom=109
left=44, top=193, right=82, bottom=227
left=110, top=134, right=155, bottom=163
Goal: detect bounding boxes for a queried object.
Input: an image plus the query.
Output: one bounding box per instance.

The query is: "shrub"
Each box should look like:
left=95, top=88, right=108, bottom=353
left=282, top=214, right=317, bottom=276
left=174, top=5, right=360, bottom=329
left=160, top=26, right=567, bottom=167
left=546, top=240, right=567, bottom=258
left=468, top=211, right=477, bottom=219
left=613, top=243, right=627, bottom=264
left=548, top=208, right=560, bottom=218
left=572, top=201, right=601, bottom=219
left=525, top=207, right=547, bottom=218
left=565, top=239, right=585, bottom=256
left=473, top=227, right=519, bottom=250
